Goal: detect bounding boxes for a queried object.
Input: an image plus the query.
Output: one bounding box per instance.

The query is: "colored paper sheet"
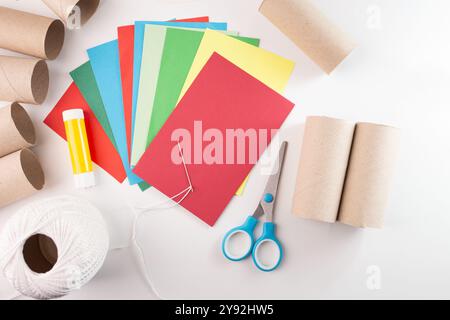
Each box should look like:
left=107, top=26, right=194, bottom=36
left=118, top=17, right=210, bottom=163
left=131, top=26, right=241, bottom=168
left=136, top=29, right=258, bottom=191
left=88, top=40, right=142, bottom=185
left=179, top=29, right=295, bottom=195
left=118, top=25, right=134, bottom=160
left=70, top=62, right=117, bottom=150
left=131, top=20, right=228, bottom=145
left=134, top=53, right=295, bottom=226
left=44, top=83, right=126, bottom=183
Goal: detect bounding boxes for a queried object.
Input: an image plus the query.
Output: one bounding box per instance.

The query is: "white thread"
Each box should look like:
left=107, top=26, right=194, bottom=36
left=127, top=141, right=194, bottom=299
left=0, top=196, right=109, bottom=300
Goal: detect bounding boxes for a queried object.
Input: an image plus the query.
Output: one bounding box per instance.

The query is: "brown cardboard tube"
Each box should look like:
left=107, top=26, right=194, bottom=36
left=0, top=6, right=65, bottom=60
left=292, top=116, right=355, bottom=223
left=0, top=149, right=45, bottom=208
left=42, top=0, right=100, bottom=26
left=0, top=56, right=49, bottom=105
left=259, top=0, right=356, bottom=74
left=0, top=103, right=36, bottom=158
left=338, top=123, right=401, bottom=228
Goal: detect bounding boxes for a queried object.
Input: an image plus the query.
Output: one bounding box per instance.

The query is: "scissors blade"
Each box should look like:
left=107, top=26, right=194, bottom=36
left=261, top=141, right=288, bottom=222
left=252, top=204, right=265, bottom=219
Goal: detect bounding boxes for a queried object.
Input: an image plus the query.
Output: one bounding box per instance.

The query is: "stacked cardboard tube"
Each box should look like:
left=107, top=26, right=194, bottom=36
left=292, top=116, right=400, bottom=228
left=0, top=2, right=100, bottom=104
left=0, top=103, right=45, bottom=208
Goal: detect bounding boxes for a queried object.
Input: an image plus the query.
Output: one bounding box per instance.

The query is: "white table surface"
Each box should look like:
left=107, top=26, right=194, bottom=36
left=1, top=0, right=449, bottom=300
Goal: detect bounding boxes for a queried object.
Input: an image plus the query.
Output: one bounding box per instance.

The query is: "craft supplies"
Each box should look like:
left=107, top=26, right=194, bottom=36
left=0, top=103, right=36, bottom=158
left=222, top=142, right=287, bottom=272
left=62, top=109, right=96, bottom=188
left=44, top=83, right=126, bottom=183
left=292, top=116, right=400, bottom=228
left=46, top=15, right=296, bottom=210
left=0, top=196, right=109, bottom=300
left=259, top=0, right=355, bottom=73
left=0, top=56, right=49, bottom=105
left=0, top=6, right=65, bottom=60
left=0, top=149, right=45, bottom=208
left=134, top=53, right=295, bottom=226
left=41, top=0, right=100, bottom=26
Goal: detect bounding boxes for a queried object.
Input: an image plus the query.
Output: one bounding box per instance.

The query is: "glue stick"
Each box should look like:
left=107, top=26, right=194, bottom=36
left=62, top=109, right=95, bottom=188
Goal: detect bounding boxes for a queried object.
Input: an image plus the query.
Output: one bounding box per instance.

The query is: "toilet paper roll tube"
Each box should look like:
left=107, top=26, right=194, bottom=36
left=0, top=6, right=65, bottom=60
left=259, top=0, right=356, bottom=74
left=0, top=149, right=45, bottom=208
left=292, top=116, right=355, bottom=223
left=0, top=103, right=36, bottom=158
left=0, top=56, right=49, bottom=105
left=41, top=0, right=100, bottom=27
left=338, top=123, right=401, bottom=228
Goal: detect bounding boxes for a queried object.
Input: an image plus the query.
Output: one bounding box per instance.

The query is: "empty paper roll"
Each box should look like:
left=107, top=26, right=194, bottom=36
left=338, top=123, right=400, bottom=228
left=0, top=6, right=65, bottom=60
left=259, top=0, right=356, bottom=74
left=0, top=56, right=49, bottom=105
left=42, top=0, right=100, bottom=26
left=0, top=149, right=45, bottom=208
left=292, top=116, right=355, bottom=223
left=0, top=103, right=36, bottom=158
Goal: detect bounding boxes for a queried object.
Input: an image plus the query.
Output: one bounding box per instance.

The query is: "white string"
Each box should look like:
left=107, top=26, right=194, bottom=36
left=128, top=141, right=194, bottom=300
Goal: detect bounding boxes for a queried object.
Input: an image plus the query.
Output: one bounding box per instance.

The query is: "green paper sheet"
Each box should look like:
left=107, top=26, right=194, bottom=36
left=136, top=29, right=260, bottom=191
left=70, top=62, right=117, bottom=149
left=131, top=27, right=240, bottom=168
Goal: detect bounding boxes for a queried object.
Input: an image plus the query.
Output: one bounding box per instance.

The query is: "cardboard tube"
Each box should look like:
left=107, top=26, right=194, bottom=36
left=0, top=103, right=36, bottom=158
left=338, top=123, right=400, bottom=228
left=259, top=0, right=356, bottom=74
left=0, top=56, right=49, bottom=105
left=42, top=0, right=100, bottom=26
left=0, top=149, right=45, bottom=208
left=292, top=116, right=355, bottom=223
left=0, top=6, right=65, bottom=60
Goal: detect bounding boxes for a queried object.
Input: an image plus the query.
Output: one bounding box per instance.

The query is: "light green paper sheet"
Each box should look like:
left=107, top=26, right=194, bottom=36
left=131, top=26, right=239, bottom=167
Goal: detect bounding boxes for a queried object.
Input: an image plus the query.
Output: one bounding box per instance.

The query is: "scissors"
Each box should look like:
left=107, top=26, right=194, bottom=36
left=222, top=141, right=287, bottom=272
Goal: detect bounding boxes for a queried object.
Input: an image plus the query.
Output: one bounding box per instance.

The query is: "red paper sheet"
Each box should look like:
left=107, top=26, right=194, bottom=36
left=117, top=17, right=209, bottom=161
left=44, top=83, right=127, bottom=183
left=133, top=53, right=295, bottom=226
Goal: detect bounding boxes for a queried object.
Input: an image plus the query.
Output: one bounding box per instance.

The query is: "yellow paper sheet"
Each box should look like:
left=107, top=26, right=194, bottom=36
left=179, top=29, right=295, bottom=196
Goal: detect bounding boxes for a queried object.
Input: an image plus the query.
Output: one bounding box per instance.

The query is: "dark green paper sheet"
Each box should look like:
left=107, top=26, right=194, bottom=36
left=70, top=62, right=117, bottom=150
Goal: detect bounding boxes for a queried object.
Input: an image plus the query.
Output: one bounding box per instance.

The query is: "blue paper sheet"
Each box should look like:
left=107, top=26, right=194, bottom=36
left=131, top=21, right=227, bottom=145
left=88, top=40, right=143, bottom=185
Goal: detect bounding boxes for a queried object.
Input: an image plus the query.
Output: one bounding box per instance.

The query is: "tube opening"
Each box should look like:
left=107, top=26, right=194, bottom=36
left=44, top=19, right=65, bottom=60
left=71, top=0, right=100, bottom=25
left=31, top=60, right=49, bottom=105
left=20, top=149, right=45, bottom=191
left=10, top=102, right=36, bottom=145
left=23, top=234, right=58, bottom=274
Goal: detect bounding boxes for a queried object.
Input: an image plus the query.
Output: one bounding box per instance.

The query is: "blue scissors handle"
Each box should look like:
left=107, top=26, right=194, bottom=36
left=252, top=222, right=283, bottom=272
left=222, top=216, right=258, bottom=261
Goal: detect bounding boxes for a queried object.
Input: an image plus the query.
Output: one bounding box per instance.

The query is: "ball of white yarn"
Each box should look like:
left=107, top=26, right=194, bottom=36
left=0, top=196, right=109, bottom=299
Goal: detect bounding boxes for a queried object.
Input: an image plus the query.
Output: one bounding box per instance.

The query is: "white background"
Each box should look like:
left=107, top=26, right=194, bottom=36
left=1, top=0, right=450, bottom=300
